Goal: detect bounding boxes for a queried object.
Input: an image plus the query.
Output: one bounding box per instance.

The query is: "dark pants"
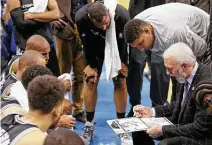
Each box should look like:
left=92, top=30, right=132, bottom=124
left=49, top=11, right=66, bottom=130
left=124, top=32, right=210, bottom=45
left=127, top=54, right=146, bottom=107
left=127, top=49, right=170, bottom=112
left=132, top=131, right=155, bottom=145
left=150, top=53, right=169, bottom=106
left=133, top=131, right=182, bottom=145
left=159, top=137, right=182, bottom=145
left=127, top=48, right=146, bottom=117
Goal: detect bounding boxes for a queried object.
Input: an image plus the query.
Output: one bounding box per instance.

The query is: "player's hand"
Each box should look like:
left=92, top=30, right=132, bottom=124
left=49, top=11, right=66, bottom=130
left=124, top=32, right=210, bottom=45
left=83, top=65, right=98, bottom=84
left=57, top=115, right=76, bottom=128
left=58, top=76, right=71, bottom=92
left=119, top=63, right=128, bottom=77
left=24, top=13, right=32, bottom=20
left=51, top=19, right=67, bottom=29
left=133, top=105, right=152, bottom=118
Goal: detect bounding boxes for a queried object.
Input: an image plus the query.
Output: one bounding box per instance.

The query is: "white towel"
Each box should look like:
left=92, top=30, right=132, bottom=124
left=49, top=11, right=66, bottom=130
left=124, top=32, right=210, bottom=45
left=58, top=73, right=72, bottom=100
left=25, top=0, right=48, bottom=13
left=9, top=81, right=29, bottom=112
left=104, top=0, right=121, bottom=80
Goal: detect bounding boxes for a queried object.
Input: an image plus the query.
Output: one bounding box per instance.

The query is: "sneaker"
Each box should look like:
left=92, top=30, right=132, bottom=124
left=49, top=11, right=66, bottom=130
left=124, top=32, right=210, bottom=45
left=73, top=111, right=86, bottom=123
left=127, top=107, right=134, bottom=117
left=118, top=133, right=133, bottom=145
left=83, top=122, right=94, bottom=145
left=144, top=69, right=151, bottom=81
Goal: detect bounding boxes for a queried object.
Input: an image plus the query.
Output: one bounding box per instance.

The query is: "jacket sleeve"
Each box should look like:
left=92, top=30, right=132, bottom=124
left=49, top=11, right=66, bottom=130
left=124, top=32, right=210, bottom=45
left=10, top=7, right=45, bottom=31
left=162, top=110, right=212, bottom=138
left=171, top=26, right=207, bottom=58
left=75, top=13, right=97, bottom=68
left=154, top=101, right=176, bottom=117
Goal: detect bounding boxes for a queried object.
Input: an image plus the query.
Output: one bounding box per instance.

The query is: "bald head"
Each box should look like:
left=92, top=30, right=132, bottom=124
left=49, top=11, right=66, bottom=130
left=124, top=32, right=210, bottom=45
left=26, top=35, right=50, bottom=63
left=18, top=50, right=46, bottom=73
left=44, top=128, right=85, bottom=145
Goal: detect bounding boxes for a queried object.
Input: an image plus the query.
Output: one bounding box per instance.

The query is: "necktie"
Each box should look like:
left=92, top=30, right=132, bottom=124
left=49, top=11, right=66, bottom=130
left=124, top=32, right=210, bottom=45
left=181, top=81, right=189, bottom=107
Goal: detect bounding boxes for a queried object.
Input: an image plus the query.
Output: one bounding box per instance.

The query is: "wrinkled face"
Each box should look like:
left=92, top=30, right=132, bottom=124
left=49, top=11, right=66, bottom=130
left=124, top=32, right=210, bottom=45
left=164, top=57, right=187, bottom=84
left=91, top=14, right=111, bottom=30
left=130, top=28, right=154, bottom=51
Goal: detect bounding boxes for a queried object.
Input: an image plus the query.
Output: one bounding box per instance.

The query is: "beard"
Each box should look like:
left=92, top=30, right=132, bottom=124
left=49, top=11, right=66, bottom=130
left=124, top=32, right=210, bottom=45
left=175, top=69, right=187, bottom=84
left=176, top=75, right=186, bottom=83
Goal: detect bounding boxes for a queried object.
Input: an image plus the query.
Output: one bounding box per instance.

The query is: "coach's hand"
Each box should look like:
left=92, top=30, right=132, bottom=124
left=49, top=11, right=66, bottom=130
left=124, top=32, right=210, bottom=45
left=133, top=105, right=153, bottom=118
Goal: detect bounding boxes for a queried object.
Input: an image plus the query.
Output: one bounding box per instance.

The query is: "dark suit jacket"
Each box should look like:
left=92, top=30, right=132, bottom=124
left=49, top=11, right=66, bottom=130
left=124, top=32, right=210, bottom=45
left=181, top=136, right=212, bottom=145
left=128, top=0, right=165, bottom=18
left=167, top=0, right=210, bottom=14
left=154, top=63, right=212, bottom=143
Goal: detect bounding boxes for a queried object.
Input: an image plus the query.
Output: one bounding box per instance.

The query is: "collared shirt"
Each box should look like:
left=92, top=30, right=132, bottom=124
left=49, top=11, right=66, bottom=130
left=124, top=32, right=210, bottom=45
left=135, top=3, right=209, bottom=60
left=181, top=62, right=199, bottom=106
left=151, top=30, right=164, bottom=57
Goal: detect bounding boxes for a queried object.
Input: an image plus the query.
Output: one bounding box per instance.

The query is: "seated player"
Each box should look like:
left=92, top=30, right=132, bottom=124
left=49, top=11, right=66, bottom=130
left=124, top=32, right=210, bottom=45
left=1, top=75, right=65, bottom=145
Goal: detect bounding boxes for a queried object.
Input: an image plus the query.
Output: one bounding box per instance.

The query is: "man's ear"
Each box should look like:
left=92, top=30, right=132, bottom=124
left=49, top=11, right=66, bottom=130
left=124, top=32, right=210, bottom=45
left=204, top=95, right=212, bottom=104
left=53, top=103, right=63, bottom=118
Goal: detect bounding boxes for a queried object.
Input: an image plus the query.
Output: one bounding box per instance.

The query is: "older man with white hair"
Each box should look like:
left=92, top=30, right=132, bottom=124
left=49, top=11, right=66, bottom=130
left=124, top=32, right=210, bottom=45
left=132, top=42, right=212, bottom=145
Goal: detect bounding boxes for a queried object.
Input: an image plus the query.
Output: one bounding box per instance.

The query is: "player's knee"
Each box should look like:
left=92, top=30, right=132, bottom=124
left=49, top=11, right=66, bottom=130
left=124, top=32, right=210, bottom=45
left=85, top=79, right=98, bottom=88
left=113, top=77, right=126, bottom=89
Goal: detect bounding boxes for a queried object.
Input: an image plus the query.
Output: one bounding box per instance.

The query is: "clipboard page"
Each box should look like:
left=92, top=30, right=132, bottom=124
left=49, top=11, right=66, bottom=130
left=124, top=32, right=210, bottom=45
left=140, top=117, right=173, bottom=128
left=107, top=117, right=149, bottom=133
left=107, top=120, right=126, bottom=134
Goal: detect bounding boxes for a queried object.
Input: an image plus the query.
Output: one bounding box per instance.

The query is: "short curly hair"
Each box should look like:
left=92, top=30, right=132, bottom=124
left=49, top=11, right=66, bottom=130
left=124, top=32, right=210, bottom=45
left=124, top=19, right=149, bottom=43
left=88, top=2, right=108, bottom=23
left=27, top=75, right=65, bottom=113
left=21, top=65, right=53, bottom=89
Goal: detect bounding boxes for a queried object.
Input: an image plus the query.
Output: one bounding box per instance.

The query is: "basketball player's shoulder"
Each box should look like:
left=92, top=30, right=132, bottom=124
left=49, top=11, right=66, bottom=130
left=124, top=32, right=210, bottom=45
left=15, top=130, right=47, bottom=145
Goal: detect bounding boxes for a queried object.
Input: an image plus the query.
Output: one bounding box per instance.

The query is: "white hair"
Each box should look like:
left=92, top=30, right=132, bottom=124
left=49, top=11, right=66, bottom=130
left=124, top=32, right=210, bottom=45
left=163, top=42, right=196, bottom=65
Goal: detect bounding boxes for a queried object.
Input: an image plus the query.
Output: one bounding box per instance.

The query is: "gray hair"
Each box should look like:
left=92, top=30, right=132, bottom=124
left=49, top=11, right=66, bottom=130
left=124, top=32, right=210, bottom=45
left=163, top=42, right=196, bottom=65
